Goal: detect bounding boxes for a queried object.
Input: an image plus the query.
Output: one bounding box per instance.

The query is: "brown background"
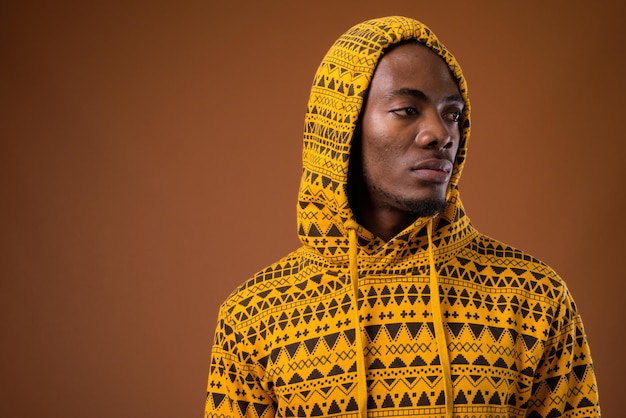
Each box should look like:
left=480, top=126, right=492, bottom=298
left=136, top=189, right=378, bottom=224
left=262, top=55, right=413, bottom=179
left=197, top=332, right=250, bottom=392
left=1, top=1, right=624, bottom=417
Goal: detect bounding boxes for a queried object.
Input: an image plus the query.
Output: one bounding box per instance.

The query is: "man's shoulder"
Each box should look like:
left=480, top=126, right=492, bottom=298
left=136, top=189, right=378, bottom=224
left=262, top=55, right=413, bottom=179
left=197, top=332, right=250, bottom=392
left=470, top=232, right=550, bottom=266
left=464, top=231, right=565, bottom=289
left=218, top=247, right=306, bottom=311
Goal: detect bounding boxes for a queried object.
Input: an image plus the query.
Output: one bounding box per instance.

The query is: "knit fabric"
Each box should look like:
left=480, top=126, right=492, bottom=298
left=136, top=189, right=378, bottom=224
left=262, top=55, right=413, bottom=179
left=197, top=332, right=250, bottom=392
left=205, top=16, right=600, bottom=418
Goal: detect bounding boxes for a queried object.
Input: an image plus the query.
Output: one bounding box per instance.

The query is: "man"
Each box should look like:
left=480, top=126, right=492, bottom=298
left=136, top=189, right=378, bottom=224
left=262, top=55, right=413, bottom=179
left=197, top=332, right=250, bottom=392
left=204, top=16, right=600, bottom=418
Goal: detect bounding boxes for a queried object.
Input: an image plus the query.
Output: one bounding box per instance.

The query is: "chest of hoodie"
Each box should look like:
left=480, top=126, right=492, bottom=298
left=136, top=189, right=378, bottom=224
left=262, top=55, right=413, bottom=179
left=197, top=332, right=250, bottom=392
left=247, top=247, right=558, bottom=413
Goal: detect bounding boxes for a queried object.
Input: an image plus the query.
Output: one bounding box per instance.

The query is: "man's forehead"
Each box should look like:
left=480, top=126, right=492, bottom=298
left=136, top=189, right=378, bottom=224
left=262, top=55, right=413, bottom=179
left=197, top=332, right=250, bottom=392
left=371, top=45, right=461, bottom=98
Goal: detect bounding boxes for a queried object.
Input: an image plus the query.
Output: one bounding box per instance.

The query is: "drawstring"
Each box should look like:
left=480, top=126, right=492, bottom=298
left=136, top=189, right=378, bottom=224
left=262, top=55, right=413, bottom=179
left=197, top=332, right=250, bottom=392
left=346, top=221, right=367, bottom=418
left=427, top=218, right=453, bottom=418
left=345, top=219, right=452, bottom=418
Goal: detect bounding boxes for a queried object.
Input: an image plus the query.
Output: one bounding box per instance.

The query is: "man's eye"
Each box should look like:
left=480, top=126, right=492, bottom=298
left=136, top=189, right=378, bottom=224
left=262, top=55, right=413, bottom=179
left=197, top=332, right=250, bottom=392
left=393, top=107, right=419, bottom=116
left=445, top=110, right=462, bottom=122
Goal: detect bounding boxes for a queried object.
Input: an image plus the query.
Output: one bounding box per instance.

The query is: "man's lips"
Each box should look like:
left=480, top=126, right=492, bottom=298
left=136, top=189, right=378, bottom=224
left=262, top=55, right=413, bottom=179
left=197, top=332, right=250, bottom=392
left=410, top=159, right=453, bottom=183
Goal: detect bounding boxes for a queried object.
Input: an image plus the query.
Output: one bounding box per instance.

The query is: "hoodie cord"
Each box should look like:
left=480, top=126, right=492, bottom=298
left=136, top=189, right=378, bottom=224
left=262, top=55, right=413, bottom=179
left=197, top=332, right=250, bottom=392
left=346, top=220, right=452, bottom=418
left=427, top=218, right=453, bottom=418
left=346, top=222, right=367, bottom=418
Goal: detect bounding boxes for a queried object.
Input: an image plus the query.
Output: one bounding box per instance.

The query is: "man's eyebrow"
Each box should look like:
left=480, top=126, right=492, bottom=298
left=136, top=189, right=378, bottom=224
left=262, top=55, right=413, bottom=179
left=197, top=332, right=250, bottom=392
left=444, top=94, right=464, bottom=105
left=384, top=88, right=428, bottom=101
left=384, top=88, right=464, bottom=106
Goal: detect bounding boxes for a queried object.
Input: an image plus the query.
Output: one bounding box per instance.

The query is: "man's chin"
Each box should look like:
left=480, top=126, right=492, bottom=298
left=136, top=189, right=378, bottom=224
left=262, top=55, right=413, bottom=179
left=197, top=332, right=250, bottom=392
left=403, top=197, right=447, bottom=219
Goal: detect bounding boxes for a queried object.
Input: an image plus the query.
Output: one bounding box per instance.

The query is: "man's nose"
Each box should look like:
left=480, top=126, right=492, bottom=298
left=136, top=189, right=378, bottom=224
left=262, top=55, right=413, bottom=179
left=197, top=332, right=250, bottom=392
left=415, top=111, right=455, bottom=150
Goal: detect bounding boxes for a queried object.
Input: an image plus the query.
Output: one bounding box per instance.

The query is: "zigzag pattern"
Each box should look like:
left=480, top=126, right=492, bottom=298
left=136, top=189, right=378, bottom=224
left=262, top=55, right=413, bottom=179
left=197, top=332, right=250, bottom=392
left=205, top=16, right=599, bottom=418
left=207, top=231, right=599, bottom=416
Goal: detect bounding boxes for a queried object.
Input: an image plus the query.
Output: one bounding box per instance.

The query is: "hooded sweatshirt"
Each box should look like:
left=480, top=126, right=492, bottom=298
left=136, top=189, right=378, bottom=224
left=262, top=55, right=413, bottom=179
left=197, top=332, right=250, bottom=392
left=205, top=16, right=600, bottom=418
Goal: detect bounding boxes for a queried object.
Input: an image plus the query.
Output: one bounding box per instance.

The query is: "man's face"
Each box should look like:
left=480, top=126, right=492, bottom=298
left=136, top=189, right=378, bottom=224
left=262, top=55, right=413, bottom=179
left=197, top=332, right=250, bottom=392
left=357, top=42, right=464, bottom=218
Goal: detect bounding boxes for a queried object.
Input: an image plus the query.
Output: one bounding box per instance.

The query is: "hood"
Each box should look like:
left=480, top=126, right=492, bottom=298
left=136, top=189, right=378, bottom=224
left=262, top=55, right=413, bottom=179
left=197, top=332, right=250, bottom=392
left=297, top=16, right=471, bottom=257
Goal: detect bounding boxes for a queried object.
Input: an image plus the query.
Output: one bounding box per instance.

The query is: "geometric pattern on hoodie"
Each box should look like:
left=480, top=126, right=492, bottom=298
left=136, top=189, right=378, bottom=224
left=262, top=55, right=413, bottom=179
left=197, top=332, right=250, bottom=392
left=205, top=16, right=600, bottom=418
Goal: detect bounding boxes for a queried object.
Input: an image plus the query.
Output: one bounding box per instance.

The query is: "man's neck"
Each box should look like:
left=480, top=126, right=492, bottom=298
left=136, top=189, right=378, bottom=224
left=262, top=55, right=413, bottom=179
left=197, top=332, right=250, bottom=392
left=357, top=207, right=417, bottom=242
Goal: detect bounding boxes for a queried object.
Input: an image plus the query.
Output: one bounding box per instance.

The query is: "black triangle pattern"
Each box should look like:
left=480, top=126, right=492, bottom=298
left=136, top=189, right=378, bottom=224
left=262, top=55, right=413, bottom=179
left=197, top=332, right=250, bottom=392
left=206, top=225, right=600, bottom=417
left=205, top=16, right=599, bottom=418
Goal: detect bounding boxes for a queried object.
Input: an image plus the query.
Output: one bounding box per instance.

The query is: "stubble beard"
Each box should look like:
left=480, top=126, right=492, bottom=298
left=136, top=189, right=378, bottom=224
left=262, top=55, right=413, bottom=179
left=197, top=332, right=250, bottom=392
left=373, top=185, right=448, bottom=219
left=403, top=196, right=447, bottom=218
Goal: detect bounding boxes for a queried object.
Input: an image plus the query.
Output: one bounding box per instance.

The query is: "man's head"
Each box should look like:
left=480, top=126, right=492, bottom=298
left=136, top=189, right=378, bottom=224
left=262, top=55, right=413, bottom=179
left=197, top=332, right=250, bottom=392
left=297, top=17, right=471, bottom=249
left=348, top=41, right=464, bottom=237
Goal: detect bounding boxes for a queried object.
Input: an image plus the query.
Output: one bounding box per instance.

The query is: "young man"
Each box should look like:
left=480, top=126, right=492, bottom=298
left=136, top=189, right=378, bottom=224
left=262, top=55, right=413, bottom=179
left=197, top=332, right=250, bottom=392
left=204, top=16, right=600, bottom=418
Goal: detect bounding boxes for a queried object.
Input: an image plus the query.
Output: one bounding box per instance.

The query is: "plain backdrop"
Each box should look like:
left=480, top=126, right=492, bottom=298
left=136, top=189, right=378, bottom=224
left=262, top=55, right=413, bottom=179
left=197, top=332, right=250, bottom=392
left=1, top=1, right=624, bottom=417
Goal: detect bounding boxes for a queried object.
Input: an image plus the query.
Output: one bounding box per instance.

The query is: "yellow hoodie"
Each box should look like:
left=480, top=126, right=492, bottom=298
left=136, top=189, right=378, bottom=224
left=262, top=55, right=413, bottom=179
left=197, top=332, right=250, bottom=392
left=205, top=16, right=600, bottom=418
